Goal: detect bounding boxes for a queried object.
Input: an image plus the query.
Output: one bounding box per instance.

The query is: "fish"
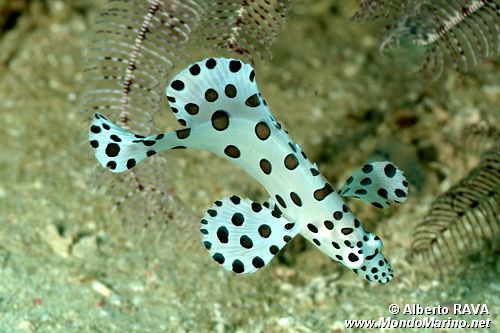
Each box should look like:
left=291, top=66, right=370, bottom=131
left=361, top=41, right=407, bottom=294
left=89, top=57, right=408, bottom=284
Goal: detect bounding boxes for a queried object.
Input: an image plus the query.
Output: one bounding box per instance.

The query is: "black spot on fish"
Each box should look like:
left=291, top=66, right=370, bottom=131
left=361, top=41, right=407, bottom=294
left=230, top=195, right=241, bottom=205
left=126, top=159, right=136, bottom=169
left=275, top=194, right=287, bottom=208
left=171, top=80, right=184, bottom=91
left=384, top=163, right=396, bottom=178
left=213, top=253, right=225, bottom=264
left=360, top=177, right=372, bottom=186
left=232, top=213, right=244, bottom=226
left=252, top=256, right=265, bottom=268
left=205, top=88, right=218, bottom=102
left=362, top=164, right=373, bottom=173
left=324, top=220, right=334, bottom=230
left=211, top=110, right=230, bottom=131
left=245, top=93, right=260, bottom=107
left=251, top=202, right=262, bottom=212
left=255, top=122, right=271, bottom=140
left=307, top=223, right=318, bottom=233
left=229, top=60, right=242, bottom=72
left=333, top=211, right=343, bottom=220
left=217, top=226, right=229, bottom=243
left=284, top=154, right=299, bottom=170
left=105, top=143, right=120, bottom=157
left=341, top=227, right=353, bottom=235
left=225, top=84, right=237, bottom=98
left=314, top=183, right=334, bottom=201
left=258, top=224, right=271, bottom=238
left=189, top=64, right=200, bottom=75
left=90, top=125, right=101, bottom=134
left=206, top=58, right=216, bottom=69
left=395, top=189, right=406, bottom=198
left=176, top=128, right=191, bottom=139
left=377, top=188, right=388, bottom=199
left=348, top=253, right=359, bottom=262
left=106, top=161, right=116, bottom=170
left=240, top=235, right=253, bottom=249
left=224, top=145, right=240, bottom=158
left=185, top=103, right=199, bottom=115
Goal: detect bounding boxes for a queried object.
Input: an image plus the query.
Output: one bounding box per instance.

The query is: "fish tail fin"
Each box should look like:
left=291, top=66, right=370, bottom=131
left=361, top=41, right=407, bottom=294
left=89, top=113, right=169, bottom=173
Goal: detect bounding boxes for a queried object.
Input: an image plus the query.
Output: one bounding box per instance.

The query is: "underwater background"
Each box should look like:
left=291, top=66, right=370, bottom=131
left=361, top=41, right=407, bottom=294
left=0, top=0, right=498, bottom=332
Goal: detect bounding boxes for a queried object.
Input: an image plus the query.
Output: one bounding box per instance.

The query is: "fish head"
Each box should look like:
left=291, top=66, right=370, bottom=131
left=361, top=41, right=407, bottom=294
left=342, top=230, right=394, bottom=284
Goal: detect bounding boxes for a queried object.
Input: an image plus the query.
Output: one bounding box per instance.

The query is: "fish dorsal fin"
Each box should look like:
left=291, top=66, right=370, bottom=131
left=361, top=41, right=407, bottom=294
left=166, top=58, right=269, bottom=127
left=339, top=161, right=408, bottom=209
left=200, top=196, right=299, bottom=274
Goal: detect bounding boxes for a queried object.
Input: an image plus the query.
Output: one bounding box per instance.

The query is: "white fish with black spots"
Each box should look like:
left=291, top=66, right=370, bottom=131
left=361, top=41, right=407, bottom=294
left=89, top=58, right=408, bottom=284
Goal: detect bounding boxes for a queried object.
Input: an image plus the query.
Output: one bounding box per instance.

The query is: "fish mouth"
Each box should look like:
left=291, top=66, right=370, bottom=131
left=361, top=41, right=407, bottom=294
left=366, top=248, right=379, bottom=260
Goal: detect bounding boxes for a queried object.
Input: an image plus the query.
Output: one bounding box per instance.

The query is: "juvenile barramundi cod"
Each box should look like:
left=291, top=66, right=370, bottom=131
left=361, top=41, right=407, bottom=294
left=89, top=58, right=408, bottom=284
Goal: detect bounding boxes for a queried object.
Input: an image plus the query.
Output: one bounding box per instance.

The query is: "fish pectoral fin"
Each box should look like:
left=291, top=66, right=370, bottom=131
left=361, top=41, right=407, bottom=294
left=339, top=161, right=408, bottom=209
left=200, top=196, right=299, bottom=274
